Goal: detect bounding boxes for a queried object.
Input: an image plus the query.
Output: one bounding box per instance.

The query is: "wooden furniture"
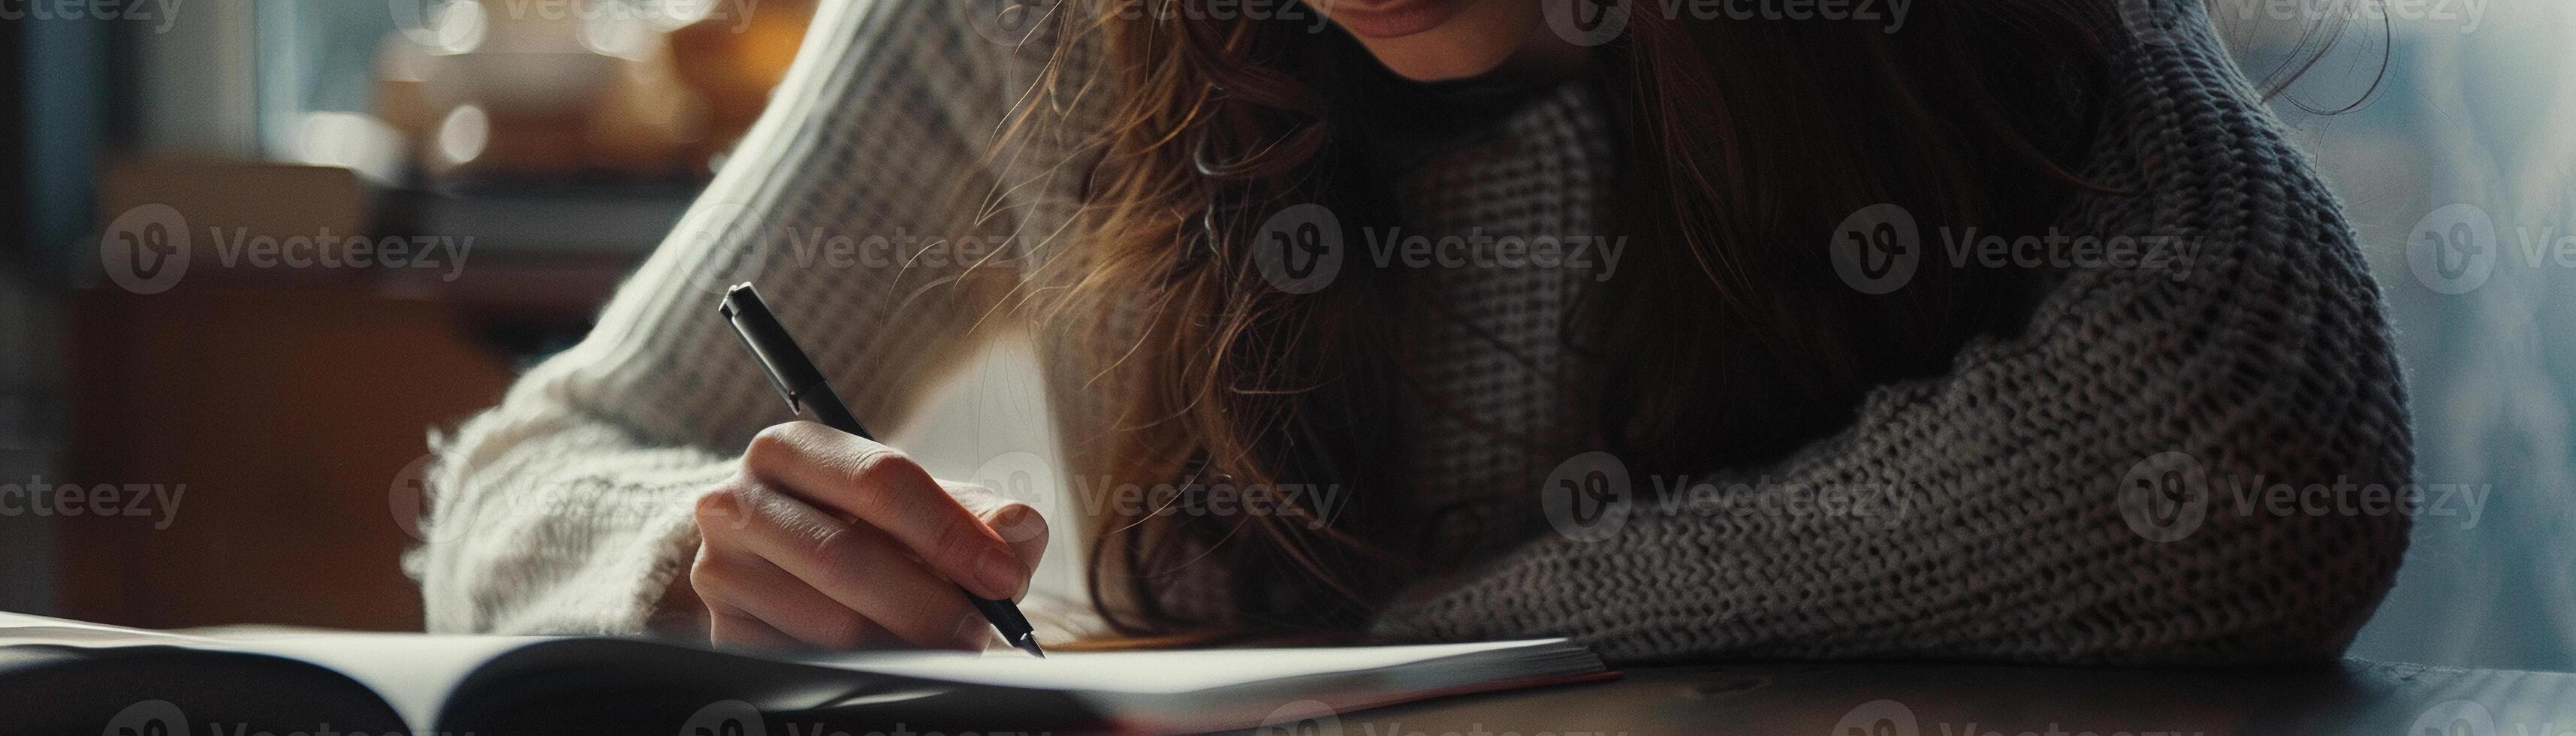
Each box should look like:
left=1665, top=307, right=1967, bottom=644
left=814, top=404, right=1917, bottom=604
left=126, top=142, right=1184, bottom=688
left=59, top=286, right=515, bottom=631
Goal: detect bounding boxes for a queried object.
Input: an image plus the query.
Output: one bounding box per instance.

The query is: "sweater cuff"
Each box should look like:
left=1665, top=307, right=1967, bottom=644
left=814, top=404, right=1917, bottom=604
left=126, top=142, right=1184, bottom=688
left=544, top=488, right=707, bottom=635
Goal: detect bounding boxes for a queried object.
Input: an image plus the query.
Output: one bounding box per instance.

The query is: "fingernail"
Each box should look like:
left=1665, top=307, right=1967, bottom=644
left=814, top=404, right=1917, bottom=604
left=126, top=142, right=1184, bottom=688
left=976, top=547, right=1025, bottom=599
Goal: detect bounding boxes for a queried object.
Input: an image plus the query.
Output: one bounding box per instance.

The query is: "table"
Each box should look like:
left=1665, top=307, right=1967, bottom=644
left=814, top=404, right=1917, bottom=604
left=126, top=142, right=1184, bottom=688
left=1331, top=659, right=2575, bottom=734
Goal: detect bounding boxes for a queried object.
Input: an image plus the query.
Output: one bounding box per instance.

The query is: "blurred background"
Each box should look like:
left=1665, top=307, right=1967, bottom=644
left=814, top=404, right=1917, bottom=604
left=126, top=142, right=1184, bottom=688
left=0, top=1, right=2567, bottom=673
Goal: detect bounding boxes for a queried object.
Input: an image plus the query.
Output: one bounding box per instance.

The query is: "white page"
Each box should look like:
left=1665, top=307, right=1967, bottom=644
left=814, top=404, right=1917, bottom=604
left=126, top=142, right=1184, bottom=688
left=0, top=611, right=221, bottom=646
left=0, top=613, right=543, bottom=731
left=811, top=639, right=1558, bottom=694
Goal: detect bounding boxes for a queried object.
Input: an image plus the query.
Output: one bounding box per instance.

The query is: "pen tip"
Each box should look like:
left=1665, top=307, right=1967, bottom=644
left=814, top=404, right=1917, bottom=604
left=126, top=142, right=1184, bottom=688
left=1015, top=636, right=1046, bottom=658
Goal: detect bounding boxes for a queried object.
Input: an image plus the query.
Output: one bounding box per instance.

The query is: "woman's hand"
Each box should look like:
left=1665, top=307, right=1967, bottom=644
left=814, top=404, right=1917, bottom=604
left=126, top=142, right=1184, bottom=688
left=680, top=421, right=1050, bottom=651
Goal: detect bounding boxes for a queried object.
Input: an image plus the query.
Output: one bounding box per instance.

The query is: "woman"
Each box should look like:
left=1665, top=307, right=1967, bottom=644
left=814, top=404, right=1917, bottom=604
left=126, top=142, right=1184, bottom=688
left=412, top=0, right=2412, bottom=664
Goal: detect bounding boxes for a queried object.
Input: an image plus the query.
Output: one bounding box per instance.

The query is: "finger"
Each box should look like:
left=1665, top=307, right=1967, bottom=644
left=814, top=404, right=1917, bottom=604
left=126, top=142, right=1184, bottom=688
left=941, top=481, right=1048, bottom=591
left=743, top=421, right=1027, bottom=599
left=707, top=600, right=801, bottom=653
left=700, top=479, right=988, bottom=649
left=693, top=545, right=888, bottom=650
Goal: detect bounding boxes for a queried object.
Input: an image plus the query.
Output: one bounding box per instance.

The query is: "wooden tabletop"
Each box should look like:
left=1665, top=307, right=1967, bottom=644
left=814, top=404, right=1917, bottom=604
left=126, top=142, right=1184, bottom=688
left=1323, top=659, right=2576, bottom=735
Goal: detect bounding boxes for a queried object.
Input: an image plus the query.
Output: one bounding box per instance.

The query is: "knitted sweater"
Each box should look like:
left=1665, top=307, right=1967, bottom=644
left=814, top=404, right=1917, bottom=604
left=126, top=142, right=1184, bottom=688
left=409, top=0, right=2412, bottom=664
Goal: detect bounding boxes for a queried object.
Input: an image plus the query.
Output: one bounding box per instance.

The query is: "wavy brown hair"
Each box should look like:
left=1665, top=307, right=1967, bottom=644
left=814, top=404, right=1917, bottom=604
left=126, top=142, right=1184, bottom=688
left=991, top=0, right=2351, bottom=644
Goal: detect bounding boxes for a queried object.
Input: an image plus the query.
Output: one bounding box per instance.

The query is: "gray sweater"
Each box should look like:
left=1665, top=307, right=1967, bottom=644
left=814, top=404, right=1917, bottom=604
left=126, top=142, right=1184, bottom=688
left=410, top=0, right=2412, bottom=664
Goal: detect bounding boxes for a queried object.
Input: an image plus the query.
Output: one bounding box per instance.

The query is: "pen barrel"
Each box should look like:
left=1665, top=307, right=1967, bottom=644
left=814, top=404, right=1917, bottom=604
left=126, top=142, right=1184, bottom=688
left=793, top=381, right=874, bottom=440
left=964, top=587, right=1036, bottom=635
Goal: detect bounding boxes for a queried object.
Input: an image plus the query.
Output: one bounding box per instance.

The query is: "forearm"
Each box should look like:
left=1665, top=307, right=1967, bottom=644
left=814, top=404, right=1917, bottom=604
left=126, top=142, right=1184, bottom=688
left=409, top=405, right=731, bottom=635
left=1375, top=226, right=2412, bottom=664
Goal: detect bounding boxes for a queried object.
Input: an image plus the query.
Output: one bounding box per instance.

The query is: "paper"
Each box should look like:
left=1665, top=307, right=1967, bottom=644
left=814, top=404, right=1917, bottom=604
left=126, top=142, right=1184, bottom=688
left=811, top=639, right=1550, bottom=694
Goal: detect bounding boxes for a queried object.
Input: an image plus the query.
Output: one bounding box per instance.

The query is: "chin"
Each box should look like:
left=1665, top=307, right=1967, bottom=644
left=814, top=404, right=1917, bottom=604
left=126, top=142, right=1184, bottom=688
left=1321, top=0, right=1539, bottom=82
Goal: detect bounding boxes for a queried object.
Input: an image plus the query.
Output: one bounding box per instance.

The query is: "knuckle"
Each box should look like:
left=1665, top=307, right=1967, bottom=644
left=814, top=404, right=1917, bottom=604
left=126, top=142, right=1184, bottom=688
left=803, top=524, right=878, bottom=595
left=744, top=421, right=819, bottom=469
left=687, top=554, right=734, bottom=599
left=846, top=445, right=918, bottom=484
left=843, top=448, right=922, bottom=512
left=806, top=520, right=855, bottom=560
left=692, top=478, right=752, bottom=526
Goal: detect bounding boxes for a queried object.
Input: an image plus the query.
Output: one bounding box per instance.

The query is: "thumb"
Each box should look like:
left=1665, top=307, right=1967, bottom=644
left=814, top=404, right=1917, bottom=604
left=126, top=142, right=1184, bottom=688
left=940, top=480, right=1049, bottom=593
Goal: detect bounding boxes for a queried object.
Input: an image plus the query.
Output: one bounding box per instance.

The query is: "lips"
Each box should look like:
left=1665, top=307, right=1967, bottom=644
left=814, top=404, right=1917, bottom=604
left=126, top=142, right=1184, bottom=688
left=1313, top=0, right=1460, bottom=39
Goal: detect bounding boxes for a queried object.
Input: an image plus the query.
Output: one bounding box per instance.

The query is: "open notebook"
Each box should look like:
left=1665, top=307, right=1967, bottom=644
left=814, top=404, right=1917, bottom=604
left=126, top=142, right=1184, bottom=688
left=0, top=612, right=1615, bottom=734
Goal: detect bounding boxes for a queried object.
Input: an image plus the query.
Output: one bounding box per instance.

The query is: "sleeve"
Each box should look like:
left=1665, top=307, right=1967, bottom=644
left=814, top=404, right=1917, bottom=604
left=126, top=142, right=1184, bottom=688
left=1367, top=11, right=2415, bottom=665
left=407, top=0, right=1096, bottom=635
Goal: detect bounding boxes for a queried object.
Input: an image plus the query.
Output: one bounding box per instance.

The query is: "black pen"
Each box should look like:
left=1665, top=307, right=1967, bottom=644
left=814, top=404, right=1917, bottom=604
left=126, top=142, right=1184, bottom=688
left=719, top=282, right=1046, bottom=658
